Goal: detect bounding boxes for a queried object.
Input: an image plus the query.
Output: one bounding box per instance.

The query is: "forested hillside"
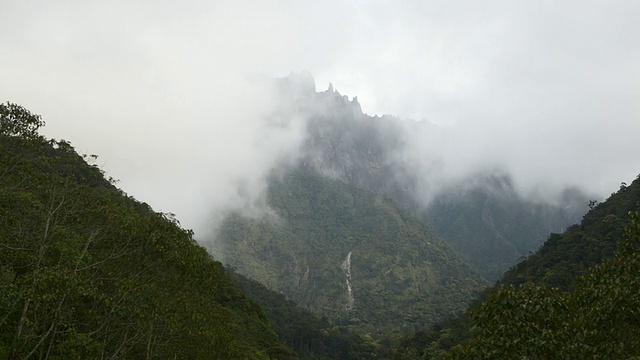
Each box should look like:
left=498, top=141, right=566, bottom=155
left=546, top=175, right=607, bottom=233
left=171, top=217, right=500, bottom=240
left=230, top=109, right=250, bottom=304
left=214, top=167, right=488, bottom=338
left=451, top=207, right=640, bottom=358
left=500, top=177, right=640, bottom=289
left=230, top=270, right=386, bottom=359
left=0, top=103, right=291, bottom=359
left=395, top=174, right=640, bottom=359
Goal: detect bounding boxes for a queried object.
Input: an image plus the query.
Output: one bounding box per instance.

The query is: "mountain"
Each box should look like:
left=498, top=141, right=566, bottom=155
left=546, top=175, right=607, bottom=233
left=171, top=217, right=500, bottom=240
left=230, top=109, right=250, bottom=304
left=395, top=174, right=640, bottom=358
left=2, top=80, right=632, bottom=358
left=452, top=205, right=640, bottom=358
left=0, top=103, right=290, bottom=359
left=277, top=73, right=589, bottom=281
left=213, top=167, right=488, bottom=338
left=500, top=177, right=640, bottom=289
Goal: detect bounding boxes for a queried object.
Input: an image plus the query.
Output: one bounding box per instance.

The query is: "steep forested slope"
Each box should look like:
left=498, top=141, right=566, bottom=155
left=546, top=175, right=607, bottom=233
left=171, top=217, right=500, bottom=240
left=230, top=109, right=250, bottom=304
left=395, top=174, right=640, bottom=359
left=230, top=270, right=386, bottom=359
left=500, top=177, right=640, bottom=289
left=0, top=103, right=290, bottom=359
left=451, top=207, right=640, bottom=358
left=214, top=167, right=488, bottom=338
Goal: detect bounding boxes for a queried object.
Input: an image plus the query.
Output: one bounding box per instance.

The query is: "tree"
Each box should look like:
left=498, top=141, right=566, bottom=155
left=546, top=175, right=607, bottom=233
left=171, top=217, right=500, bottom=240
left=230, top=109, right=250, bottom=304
left=452, top=210, right=640, bottom=359
left=0, top=102, right=45, bottom=141
left=0, top=103, right=288, bottom=358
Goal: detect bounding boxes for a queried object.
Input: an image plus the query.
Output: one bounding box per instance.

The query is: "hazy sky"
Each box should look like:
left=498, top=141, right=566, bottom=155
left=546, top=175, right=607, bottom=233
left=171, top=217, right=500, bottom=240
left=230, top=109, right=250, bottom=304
left=1, top=1, right=639, bottom=233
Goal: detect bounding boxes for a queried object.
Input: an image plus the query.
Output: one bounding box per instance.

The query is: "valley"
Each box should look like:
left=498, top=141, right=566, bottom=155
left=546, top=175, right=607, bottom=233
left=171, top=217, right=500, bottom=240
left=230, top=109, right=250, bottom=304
left=1, top=81, right=638, bottom=358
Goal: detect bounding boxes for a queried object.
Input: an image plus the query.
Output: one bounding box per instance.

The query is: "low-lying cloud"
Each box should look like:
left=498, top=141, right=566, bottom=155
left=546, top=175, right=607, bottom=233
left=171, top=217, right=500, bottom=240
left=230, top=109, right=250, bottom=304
left=1, top=0, right=638, bottom=240
left=0, top=1, right=344, bottom=235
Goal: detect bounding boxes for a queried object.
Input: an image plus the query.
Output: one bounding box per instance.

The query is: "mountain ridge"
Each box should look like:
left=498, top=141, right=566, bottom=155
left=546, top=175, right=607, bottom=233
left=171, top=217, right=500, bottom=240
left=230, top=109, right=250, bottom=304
left=272, top=73, right=590, bottom=280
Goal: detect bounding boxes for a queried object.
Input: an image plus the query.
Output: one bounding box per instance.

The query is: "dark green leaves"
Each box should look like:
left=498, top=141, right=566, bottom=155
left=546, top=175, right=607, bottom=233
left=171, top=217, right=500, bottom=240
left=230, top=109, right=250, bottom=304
left=0, top=104, right=287, bottom=358
left=453, top=209, right=640, bottom=359
left=0, top=102, right=45, bottom=141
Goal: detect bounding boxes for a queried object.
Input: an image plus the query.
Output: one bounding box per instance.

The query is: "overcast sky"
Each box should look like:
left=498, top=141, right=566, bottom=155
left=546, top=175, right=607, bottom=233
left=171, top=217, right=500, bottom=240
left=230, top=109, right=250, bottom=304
left=1, top=0, right=639, bottom=233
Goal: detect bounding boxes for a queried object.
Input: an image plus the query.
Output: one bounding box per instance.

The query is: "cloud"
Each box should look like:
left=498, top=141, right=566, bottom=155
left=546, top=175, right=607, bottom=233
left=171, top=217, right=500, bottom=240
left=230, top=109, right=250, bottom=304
left=1, top=0, right=639, bottom=236
left=0, top=0, right=345, bottom=234
left=315, top=1, right=640, bottom=196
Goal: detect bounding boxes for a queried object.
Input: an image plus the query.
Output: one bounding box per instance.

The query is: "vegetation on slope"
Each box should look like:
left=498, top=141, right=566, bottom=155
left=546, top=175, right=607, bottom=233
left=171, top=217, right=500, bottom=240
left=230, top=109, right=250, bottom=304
left=0, top=103, right=290, bottom=359
left=215, top=167, right=488, bottom=339
left=394, top=174, right=640, bottom=359
left=500, top=178, right=640, bottom=289
left=230, top=270, right=386, bottom=359
left=451, top=208, right=640, bottom=358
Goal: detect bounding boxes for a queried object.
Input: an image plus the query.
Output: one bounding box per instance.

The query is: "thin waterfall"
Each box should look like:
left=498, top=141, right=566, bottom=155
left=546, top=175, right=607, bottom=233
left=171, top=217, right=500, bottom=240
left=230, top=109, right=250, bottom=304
left=341, top=251, right=354, bottom=310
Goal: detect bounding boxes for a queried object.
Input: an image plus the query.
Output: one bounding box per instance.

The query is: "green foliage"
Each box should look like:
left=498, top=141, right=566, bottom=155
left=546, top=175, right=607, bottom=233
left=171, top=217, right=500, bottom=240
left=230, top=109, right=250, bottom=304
left=215, top=168, right=487, bottom=340
left=395, top=175, right=640, bottom=358
left=230, top=270, right=386, bottom=359
left=452, top=209, right=640, bottom=358
left=500, top=175, right=640, bottom=289
left=0, top=103, right=287, bottom=358
left=0, top=102, right=45, bottom=141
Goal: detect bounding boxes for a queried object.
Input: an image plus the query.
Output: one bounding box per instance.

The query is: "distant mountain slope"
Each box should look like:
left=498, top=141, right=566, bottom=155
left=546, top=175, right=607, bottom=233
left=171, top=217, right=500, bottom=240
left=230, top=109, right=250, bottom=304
left=426, top=174, right=588, bottom=281
left=277, top=73, right=588, bottom=281
left=0, top=103, right=289, bottom=359
left=214, top=168, right=488, bottom=337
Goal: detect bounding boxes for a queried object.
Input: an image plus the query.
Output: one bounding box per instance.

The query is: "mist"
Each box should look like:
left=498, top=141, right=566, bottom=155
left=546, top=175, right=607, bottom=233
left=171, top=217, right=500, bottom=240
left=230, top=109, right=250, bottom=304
left=1, top=1, right=639, bottom=237
left=0, top=1, right=346, bottom=234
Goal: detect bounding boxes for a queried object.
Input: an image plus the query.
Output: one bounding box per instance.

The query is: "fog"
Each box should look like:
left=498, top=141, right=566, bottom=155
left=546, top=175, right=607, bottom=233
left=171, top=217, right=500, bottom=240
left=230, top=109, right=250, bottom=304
left=1, top=1, right=639, bottom=235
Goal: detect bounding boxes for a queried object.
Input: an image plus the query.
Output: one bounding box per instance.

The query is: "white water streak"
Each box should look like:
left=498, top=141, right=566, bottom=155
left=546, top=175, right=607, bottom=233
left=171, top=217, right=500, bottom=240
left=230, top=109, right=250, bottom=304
left=341, top=251, right=354, bottom=310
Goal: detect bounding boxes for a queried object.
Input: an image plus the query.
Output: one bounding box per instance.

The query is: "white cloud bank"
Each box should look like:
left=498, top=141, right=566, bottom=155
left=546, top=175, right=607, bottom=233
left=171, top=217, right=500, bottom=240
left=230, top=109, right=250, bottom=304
left=1, top=0, right=638, bottom=234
